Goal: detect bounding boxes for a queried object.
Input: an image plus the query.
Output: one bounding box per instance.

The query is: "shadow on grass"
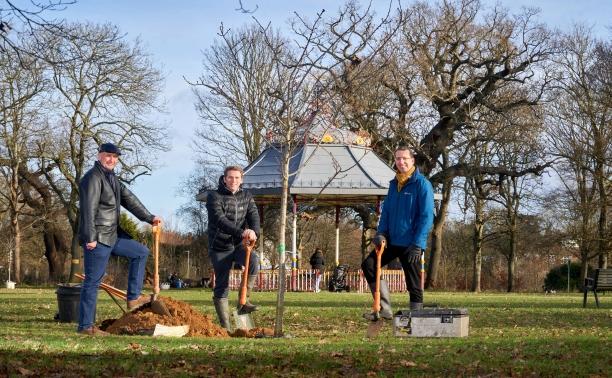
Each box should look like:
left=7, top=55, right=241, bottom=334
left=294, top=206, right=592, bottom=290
left=1, top=335, right=610, bottom=377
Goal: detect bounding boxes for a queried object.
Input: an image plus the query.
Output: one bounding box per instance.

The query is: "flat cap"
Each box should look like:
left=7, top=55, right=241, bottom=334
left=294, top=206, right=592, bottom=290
left=98, top=143, right=122, bottom=155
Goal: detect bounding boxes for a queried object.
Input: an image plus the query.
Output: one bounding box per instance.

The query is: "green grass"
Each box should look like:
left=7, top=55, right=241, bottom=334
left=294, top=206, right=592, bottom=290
left=0, top=288, right=610, bottom=377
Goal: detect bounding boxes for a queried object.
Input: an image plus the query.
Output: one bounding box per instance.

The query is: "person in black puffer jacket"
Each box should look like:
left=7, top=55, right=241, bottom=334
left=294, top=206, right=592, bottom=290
left=206, top=165, right=260, bottom=331
left=309, top=248, right=325, bottom=293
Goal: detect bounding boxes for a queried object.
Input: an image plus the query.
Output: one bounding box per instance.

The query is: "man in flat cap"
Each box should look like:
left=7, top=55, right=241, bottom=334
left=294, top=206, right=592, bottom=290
left=76, top=142, right=162, bottom=336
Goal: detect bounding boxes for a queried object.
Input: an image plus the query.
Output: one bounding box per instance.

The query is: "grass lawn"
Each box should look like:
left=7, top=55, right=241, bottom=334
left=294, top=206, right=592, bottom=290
left=0, top=287, right=610, bottom=377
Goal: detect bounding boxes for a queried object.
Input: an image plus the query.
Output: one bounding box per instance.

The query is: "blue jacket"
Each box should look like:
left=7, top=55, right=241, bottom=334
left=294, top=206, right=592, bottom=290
left=378, top=169, right=434, bottom=249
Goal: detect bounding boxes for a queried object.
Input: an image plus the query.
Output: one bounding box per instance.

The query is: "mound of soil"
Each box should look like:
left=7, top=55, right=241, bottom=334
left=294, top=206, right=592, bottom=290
left=231, top=327, right=275, bottom=338
left=101, top=296, right=228, bottom=337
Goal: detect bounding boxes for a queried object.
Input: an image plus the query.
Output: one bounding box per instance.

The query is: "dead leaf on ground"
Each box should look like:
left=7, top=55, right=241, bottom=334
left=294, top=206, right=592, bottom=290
left=17, top=367, right=34, bottom=376
left=400, top=360, right=417, bottom=367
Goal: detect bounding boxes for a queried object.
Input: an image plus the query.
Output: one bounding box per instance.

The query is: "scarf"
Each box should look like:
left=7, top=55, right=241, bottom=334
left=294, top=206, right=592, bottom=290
left=98, top=161, right=117, bottom=193
left=396, top=166, right=415, bottom=192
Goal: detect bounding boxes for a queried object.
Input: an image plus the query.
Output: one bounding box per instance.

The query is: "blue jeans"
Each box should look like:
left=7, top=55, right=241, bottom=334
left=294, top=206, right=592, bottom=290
left=209, top=243, right=259, bottom=298
left=77, top=237, right=149, bottom=331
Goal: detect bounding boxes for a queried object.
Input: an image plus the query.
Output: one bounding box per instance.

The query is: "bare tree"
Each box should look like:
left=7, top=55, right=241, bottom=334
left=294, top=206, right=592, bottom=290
left=36, top=22, right=168, bottom=279
left=190, top=1, right=397, bottom=334
left=0, top=44, right=47, bottom=282
left=460, top=142, right=497, bottom=293
left=0, top=0, right=74, bottom=63
left=190, top=23, right=284, bottom=168
left=261, top=1, right=401, bottom=334
left=547, top=26, right=611, bottom=280
left=369, top=0, right=555, bottom=288
left=295, top=0, right=556, bottom=289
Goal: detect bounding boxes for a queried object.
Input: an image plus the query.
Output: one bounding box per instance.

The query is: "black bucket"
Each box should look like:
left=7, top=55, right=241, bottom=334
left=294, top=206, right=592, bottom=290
left=56, top=284, right=82, bottom=323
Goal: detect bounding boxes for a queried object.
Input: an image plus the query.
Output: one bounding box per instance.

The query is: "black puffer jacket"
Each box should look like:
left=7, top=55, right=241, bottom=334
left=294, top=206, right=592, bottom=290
left=310, top=251, right=325, bottom=270
left=206, top=176, right=260, bottom=252
left=79, top=161, right=155, bottom=246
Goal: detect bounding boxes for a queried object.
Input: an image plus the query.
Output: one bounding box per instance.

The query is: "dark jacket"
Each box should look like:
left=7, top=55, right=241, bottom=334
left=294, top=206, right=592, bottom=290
left=206, top=176, right=260, bottom=252
left=78, top=161, right=155, bottom=246
left=378, top=168, right=434, bottom=249
left=309, top=251, right=325, bottom=270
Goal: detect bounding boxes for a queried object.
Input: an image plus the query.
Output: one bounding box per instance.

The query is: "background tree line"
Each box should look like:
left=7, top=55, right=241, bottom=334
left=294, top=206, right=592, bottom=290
left=0, top=1, right=168, bottom=284
left=184, top=0, right=610, bottom=292
left=0, top=0, right=609, bottom=294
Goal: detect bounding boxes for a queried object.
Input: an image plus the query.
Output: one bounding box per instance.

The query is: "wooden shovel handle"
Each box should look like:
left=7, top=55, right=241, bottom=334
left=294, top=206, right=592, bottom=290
left=372, top=240, right=386, bottom=313
left=239, top=238, right=256, bottom=306
left=152, top=222, right=161, bottom=296
left=74, top=272, right=127, bottom=300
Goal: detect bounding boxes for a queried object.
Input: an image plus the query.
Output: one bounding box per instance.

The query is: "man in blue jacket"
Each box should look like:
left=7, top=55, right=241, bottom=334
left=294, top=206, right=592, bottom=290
left=361, top=145, right=434, bottom=320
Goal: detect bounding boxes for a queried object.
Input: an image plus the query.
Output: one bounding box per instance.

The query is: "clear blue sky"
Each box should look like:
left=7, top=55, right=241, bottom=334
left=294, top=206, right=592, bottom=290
left=59, top=0, right=610, bottom=230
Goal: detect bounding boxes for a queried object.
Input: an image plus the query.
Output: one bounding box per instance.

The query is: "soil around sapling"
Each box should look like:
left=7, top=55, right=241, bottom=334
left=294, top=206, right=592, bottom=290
left=99, top=296, right=275, bottom=338
left=101, top=296, right=228, bottom=337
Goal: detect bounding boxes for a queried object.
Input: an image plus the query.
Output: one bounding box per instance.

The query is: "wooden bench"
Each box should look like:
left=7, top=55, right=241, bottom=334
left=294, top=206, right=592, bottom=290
left=583, top=268, right=612, bottom=308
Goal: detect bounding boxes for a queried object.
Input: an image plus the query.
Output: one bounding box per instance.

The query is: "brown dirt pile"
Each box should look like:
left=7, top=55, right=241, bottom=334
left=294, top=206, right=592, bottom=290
left=231, top=327, right=275, bottom=338
left=102, top=296, right=228, bottom=337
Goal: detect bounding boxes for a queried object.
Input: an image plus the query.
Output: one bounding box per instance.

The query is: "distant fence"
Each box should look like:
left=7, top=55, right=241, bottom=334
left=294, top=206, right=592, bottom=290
left=214, top=268, right=408, bottom=293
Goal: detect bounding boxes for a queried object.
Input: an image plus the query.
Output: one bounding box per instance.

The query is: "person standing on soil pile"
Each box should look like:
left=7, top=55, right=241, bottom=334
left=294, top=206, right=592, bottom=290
left=206, top=165, right=260, bottom=331
left=309, top=248, right=325, bottom=293
left=361, top=145, right=434, bottom=320
left=77, top=143, right=162, bottom=336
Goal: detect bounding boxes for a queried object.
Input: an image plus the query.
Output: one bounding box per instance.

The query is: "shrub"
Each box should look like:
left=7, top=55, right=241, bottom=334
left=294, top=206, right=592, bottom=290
left=543, top=262, right=589, bottom=292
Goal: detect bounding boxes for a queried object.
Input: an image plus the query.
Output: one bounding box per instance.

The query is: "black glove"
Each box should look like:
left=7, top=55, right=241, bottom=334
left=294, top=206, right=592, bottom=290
left=405, top=245, right=422, bottom=264
left=372, top=234, right=386, bottom=248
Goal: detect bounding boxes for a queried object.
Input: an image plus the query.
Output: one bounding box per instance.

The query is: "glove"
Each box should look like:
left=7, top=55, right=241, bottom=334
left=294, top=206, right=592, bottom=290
left=405, top=245, right=422, bottom=264
left=372, top=234, right=386, bottom=248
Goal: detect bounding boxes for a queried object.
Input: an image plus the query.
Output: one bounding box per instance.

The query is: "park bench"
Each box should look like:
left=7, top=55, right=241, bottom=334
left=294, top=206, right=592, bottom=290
left=583, top=268, right=612, bottom=308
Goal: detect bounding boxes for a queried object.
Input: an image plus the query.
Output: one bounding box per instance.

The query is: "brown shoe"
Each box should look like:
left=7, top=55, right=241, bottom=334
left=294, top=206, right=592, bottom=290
left=127, top=294, right=152, bottom=311
left=77, top=326, right=110, bottom=336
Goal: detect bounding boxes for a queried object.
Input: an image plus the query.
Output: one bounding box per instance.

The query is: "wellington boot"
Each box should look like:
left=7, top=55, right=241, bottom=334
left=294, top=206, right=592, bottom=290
left=213, top=297, right=232, bottom=332
left=410, top=301, right=423, bottom=311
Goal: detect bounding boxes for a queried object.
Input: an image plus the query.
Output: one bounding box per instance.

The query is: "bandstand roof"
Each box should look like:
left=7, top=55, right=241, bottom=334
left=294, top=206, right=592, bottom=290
left=196, top=143, right=395, bottom=206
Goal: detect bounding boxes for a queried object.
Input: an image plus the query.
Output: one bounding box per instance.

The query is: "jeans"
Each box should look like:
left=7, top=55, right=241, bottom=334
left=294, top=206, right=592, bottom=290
left=360, top=244, right=423, bottom=303
left=77, top=237, right=149, bottom=331
left=314, top=269, right=322, bottom=292
left=209, top=243, right=259, bottom=298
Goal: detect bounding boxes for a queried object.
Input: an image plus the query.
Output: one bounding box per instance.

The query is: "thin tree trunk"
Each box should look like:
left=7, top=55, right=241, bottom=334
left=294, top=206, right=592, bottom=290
left=68, top=227, right=81, bottom=283
left=596, top=161, right=608, bottom=269
left=68, top=206, right=81, bottom=282
left=274, top=147, right=290, bottom=337
left=507, top=222, right=516, bottom=292
left=10, top=215, right=21, bottom=283
left=425, top=179, right=451, bottom=289
left=9, top=162, right=21, bottom=283
left=471, top=198, right=484, bottom=292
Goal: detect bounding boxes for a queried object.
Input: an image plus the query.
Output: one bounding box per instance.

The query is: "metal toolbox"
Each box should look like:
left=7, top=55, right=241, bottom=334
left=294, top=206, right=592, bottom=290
left=393, top=308, right=469, bottom=337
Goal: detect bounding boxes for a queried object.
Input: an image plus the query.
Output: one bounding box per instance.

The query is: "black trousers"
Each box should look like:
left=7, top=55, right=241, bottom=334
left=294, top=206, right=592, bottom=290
left=360, top=244, right=423, bottom=304
left=209, top=243, right=259, bottom=299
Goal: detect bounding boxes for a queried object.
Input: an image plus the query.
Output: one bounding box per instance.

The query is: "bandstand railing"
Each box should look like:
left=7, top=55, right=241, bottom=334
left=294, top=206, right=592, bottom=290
left=213, top=268, right=408, bottom=293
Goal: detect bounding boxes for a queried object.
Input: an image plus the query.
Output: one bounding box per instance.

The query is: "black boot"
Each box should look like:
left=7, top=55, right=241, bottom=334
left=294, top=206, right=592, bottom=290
left=410, top=301, right=423, bottom=311
left=213, top=297, right=232, bottom=332
left=238, top=275, right=259, bottom=313
left=363, top=280, right=393, bottom=320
